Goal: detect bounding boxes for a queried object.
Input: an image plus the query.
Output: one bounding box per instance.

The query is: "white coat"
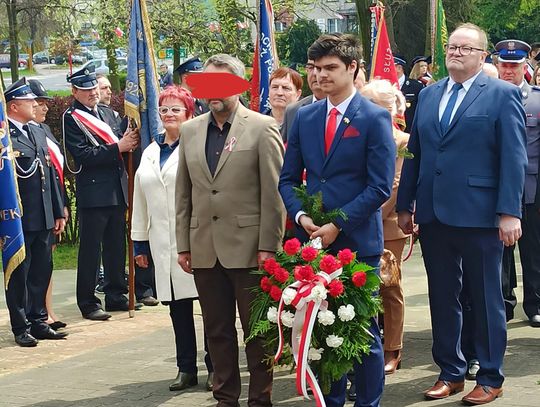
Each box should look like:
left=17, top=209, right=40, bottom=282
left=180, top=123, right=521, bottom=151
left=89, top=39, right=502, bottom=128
left=131, top=140, right=198, bottom=301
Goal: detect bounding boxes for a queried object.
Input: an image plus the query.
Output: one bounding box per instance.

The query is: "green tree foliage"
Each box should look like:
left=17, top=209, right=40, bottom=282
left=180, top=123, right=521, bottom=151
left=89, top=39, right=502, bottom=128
left=276, top=18, right=321, bottom=65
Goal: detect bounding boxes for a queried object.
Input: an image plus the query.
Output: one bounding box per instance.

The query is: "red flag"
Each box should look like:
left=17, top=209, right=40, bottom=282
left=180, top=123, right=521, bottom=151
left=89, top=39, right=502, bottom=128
left=370, top=6, right=398, bottom=87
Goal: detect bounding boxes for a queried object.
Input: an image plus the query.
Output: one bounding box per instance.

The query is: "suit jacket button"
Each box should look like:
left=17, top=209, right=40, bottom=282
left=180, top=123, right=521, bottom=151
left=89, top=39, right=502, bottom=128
left=435, top=170, right=441, bottom=176
left=320, top=178, right=326, bottom=183
left=212, top=216, right=218, bottom=221
left=212, top=190, right=218, bottom=195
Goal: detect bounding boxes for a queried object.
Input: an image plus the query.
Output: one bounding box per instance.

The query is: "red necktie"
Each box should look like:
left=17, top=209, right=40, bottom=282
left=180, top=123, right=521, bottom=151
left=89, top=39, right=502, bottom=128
left=325, top=107, right=339, bottom=154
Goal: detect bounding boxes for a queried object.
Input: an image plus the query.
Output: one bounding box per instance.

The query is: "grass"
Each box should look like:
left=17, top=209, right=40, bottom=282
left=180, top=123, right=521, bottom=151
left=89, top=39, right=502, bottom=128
left=52, top=243, right=79, bottom=270
left=48, top=89, right=72, bottom=97
left=0, top=68, right=37, bottom=78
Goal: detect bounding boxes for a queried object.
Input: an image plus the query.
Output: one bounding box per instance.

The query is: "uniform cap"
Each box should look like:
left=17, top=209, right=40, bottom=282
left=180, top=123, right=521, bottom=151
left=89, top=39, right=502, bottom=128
left=67, top=64, right=98, bottom=89
left=4, top=77, right=37, bottom=103
left=495, top=40, right=531, bottom=63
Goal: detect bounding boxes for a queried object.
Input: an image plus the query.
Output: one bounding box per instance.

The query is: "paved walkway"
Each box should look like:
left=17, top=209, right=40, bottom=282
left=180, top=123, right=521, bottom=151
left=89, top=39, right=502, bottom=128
left=1, top=251, right=539, bottom=406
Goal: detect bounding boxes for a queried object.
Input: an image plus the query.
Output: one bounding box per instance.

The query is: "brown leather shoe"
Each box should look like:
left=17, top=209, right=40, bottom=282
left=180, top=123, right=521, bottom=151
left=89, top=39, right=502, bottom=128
left=462, top=384, right=503, bottom=405
left=424, top=380, right=465, bottom=399
left=384, top=350, right=402, bottom=375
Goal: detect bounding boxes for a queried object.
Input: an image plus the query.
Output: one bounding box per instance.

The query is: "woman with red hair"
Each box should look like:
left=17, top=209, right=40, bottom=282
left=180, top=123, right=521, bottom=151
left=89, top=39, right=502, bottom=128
left=131, top=85, right=213, bottom=392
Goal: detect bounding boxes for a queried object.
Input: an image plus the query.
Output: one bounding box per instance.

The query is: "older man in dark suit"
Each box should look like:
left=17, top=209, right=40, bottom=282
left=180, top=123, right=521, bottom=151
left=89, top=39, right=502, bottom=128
left=397, top=24, right=527, bottom=405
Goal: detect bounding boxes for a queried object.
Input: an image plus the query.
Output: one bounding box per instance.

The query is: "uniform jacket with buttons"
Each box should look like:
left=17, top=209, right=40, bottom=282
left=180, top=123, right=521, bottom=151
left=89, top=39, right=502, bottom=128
left=40, top=122, right=67, bottom=206
left=10, top=121, right=64, bottom=232
left=397, top=72, right=527, bottom=227
left=63, top=100, right=128, bottom=208
left=521, top=83, right=540, bottom=206
left=175, top=103, right=285, bottom=269
left=400, top=76, right=424, bottom=132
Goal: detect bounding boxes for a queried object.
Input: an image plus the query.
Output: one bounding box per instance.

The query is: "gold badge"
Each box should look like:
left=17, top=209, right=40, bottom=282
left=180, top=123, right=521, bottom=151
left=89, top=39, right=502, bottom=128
left=13, top=150, right=20, bottom=158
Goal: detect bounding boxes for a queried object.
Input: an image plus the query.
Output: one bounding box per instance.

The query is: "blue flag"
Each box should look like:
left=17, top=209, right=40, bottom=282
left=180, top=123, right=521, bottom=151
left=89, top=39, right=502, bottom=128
left=251, top=0, right=279, bottom=113
left=0, top=86, right=25, bottom=289
left=124, top=0, right=161, bottom=149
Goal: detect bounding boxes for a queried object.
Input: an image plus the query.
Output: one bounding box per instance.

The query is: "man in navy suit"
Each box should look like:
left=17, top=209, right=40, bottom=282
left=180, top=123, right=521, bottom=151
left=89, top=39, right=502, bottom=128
left=279, top=34, right=395, bottom=407
left=397, top=23, right=527, bottom=405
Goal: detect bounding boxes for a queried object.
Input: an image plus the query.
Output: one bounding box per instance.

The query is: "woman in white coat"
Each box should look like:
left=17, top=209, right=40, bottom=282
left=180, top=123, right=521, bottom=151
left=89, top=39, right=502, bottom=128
left=131, top=86, right=213, bottom=392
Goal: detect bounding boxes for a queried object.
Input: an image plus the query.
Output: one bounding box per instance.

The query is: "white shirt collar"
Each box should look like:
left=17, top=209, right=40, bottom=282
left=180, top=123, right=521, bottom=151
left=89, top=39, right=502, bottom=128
left=9, top=118, right=29, bottom=136
left=398, top=74, right=405, bottom=88
left=447, top=70, right=482, bottom=94
left=326, top=89, right=356, bottom=116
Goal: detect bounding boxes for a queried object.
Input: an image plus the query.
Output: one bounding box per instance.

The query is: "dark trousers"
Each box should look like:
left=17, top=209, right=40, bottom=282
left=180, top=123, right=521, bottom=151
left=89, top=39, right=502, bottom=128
left=518, top=204, right=540, bottom=318
left=169, top=298, right=213, bottom=374
left=136, top=256, right=156, bottom=300
left=420, top=222, right=506, bottom=388
left=77, top=206, right=127, bottom=315
left=460, top=281, right=476, bottom=362
left=194, top=261, right=272, bottom=407
left=501, top=245, right=517, bottom=320
left=5, top=230, right=52, bottom=336
left=323, top=255, right=384, bottom=407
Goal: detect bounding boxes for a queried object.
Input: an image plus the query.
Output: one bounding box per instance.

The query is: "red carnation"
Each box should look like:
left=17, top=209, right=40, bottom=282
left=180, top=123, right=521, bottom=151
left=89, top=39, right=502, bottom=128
left=269, top=285, right=282, bottom=301
left=294, top=265, right=315, bottom=281
left=328, top=279, right=344, bottom=297
left=260, top=276, right=272, bottom=292
left=263, top=258, right=279, bottom=275
left=301, top=246, right=319, bottom=262
left=283, top=238, right=301, bottom=256
left=352, top=271, right=367, bottom=287
left=274, top=267, right=290, bottom=283
left=319, top=254, right=340, bottom=273
left=338, top=249, right=355, bottom=265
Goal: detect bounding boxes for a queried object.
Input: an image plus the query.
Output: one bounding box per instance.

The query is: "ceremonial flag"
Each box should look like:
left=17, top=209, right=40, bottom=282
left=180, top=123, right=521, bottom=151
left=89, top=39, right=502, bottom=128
left=370, top=3, right=398, bottom=86
left=430, top=0, right=449, bottom=80
left=0, top=83, right=25, bottom=289
left=250, top=0, right=279, bottom=112
left=124, top=0, right=160, bottom=149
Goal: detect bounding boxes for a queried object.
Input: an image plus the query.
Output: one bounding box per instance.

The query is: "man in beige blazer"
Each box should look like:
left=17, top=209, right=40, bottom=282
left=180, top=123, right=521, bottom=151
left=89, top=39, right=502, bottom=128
left=175, top=54, right=285, bottom=407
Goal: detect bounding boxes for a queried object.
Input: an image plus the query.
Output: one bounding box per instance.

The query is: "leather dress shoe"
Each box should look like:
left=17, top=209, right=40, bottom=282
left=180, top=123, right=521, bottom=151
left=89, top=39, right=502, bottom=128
left=105, top=302, right=143, bottom=312
left=529, top=314, right=540, bottom=327
left=466, top=359, right=480, bottom=381
left=48, top=321, right=67, bottom=330
left=83, top=309, right=112, bottom=321
left=462, top=384, right=503, bottom=405
left=424, top=380, right=464, bottom=400
left=169, top=371, right=198, bottom=391
left=384, top=350, right=402, bottom=375
left=140, top=296, right=159, bottom=306
left=206, top=372, right=214, bottom=391
left=346, top=382, right=356, bottom=401
left=15, top=332, right=38, bottom=347
left=31, top=326, right=68, bottom=340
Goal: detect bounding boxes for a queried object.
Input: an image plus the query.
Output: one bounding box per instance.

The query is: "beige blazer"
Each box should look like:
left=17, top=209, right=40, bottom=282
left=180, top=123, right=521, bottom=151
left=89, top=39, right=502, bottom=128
left=382, top=128, right=411, bottom=241
left=175, top=103, right=286, bottom=269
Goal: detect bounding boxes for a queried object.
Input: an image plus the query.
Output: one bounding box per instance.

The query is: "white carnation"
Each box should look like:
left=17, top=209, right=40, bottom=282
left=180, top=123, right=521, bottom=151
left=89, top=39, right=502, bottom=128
left=317, top=309, right=336, bottom=326
left=326, top=334, right=344, bottom=348
left=282, top=287, right=297, bottom=305
left=280, top=310, right=295, bottom=328
left=307, top=284, right=327, bottom=302
left=267, top=306, right=278, bottom=323
left=308, top=347, right=324, bottom=361
left=337, top=304, right=355, bottom=322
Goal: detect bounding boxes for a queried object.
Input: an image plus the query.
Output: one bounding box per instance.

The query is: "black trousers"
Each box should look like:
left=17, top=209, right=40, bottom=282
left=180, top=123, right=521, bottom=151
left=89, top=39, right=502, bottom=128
left=501, top=245, right=517, bottom=320
left=169, top=298, right=213, bottom=374
left=5, top=230, right=52, bottom=336
left=518, top=204, right=540, bottom=318
left=77, top=206, right=127, bottom=315
left=135, top=255, right=156, bottom=300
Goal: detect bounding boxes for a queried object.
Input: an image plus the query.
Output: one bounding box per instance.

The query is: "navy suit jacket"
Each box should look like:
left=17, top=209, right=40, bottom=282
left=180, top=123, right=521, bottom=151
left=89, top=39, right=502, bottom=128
left=279, top=92, right=396, bottom=256
left=396, top=72, right=527, bottom=227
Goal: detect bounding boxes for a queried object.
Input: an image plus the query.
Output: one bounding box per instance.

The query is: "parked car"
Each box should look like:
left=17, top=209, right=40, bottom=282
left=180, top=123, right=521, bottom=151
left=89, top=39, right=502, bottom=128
left=0, top=54, right=28, bottom=69
left=80, top=57, right=127, bottom=75
left=51, top=54, right=87, bottom=65
left=33, top=51, right=50, bottom=64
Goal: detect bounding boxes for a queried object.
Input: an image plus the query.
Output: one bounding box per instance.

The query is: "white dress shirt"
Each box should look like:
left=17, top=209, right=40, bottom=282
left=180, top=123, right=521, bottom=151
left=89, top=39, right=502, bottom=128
left=438, top=70, right=482, bottom=123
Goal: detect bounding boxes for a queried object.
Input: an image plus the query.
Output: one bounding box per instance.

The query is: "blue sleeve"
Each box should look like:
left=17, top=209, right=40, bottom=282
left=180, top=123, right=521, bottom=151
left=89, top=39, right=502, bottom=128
left=133, top=240, right=150, bottom=257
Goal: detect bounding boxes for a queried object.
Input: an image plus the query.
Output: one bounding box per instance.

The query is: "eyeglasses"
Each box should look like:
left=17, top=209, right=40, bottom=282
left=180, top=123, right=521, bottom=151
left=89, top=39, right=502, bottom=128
left=445, top=44, right=485, bottom=56
left=158, top=106, right=187, bottom=115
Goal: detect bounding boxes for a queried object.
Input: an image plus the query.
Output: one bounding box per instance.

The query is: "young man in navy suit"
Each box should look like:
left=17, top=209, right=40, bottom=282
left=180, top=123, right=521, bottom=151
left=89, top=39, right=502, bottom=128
left=279, top=34, right=396, bottom=407
left=397, top=24, right=527, bottom=405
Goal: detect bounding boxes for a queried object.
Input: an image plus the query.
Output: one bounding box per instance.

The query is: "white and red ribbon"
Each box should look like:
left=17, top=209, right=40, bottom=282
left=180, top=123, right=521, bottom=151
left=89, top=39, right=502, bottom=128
left=274, top=241, right=343, bottom=407
left=71, top=109, right=119, bottom=145
left=45, top=137, right=64, bottom=187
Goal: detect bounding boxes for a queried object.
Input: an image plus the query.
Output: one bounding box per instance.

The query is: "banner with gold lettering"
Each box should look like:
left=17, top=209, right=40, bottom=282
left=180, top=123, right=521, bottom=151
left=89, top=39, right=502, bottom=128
left=0, top=82, right=25, bottom=289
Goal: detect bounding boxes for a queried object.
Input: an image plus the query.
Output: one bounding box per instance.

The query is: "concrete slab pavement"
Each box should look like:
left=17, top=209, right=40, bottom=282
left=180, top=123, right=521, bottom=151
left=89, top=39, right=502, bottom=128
left=1, top=250, right=539, bottom=406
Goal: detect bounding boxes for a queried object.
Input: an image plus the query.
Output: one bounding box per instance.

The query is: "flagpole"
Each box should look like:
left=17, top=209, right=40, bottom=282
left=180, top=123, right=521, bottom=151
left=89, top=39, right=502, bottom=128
left=127, top=147, right=135, bottom=318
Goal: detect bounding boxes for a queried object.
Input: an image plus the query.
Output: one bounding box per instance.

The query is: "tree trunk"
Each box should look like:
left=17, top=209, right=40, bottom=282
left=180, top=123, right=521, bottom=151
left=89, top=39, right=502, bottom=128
left=355, top=0, right=373, bottom=65
left=7, top=0, right=19, bottom=82
left=173, top=45, right=180, bottom=85
left=384, top=1, right=397, bottom=51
